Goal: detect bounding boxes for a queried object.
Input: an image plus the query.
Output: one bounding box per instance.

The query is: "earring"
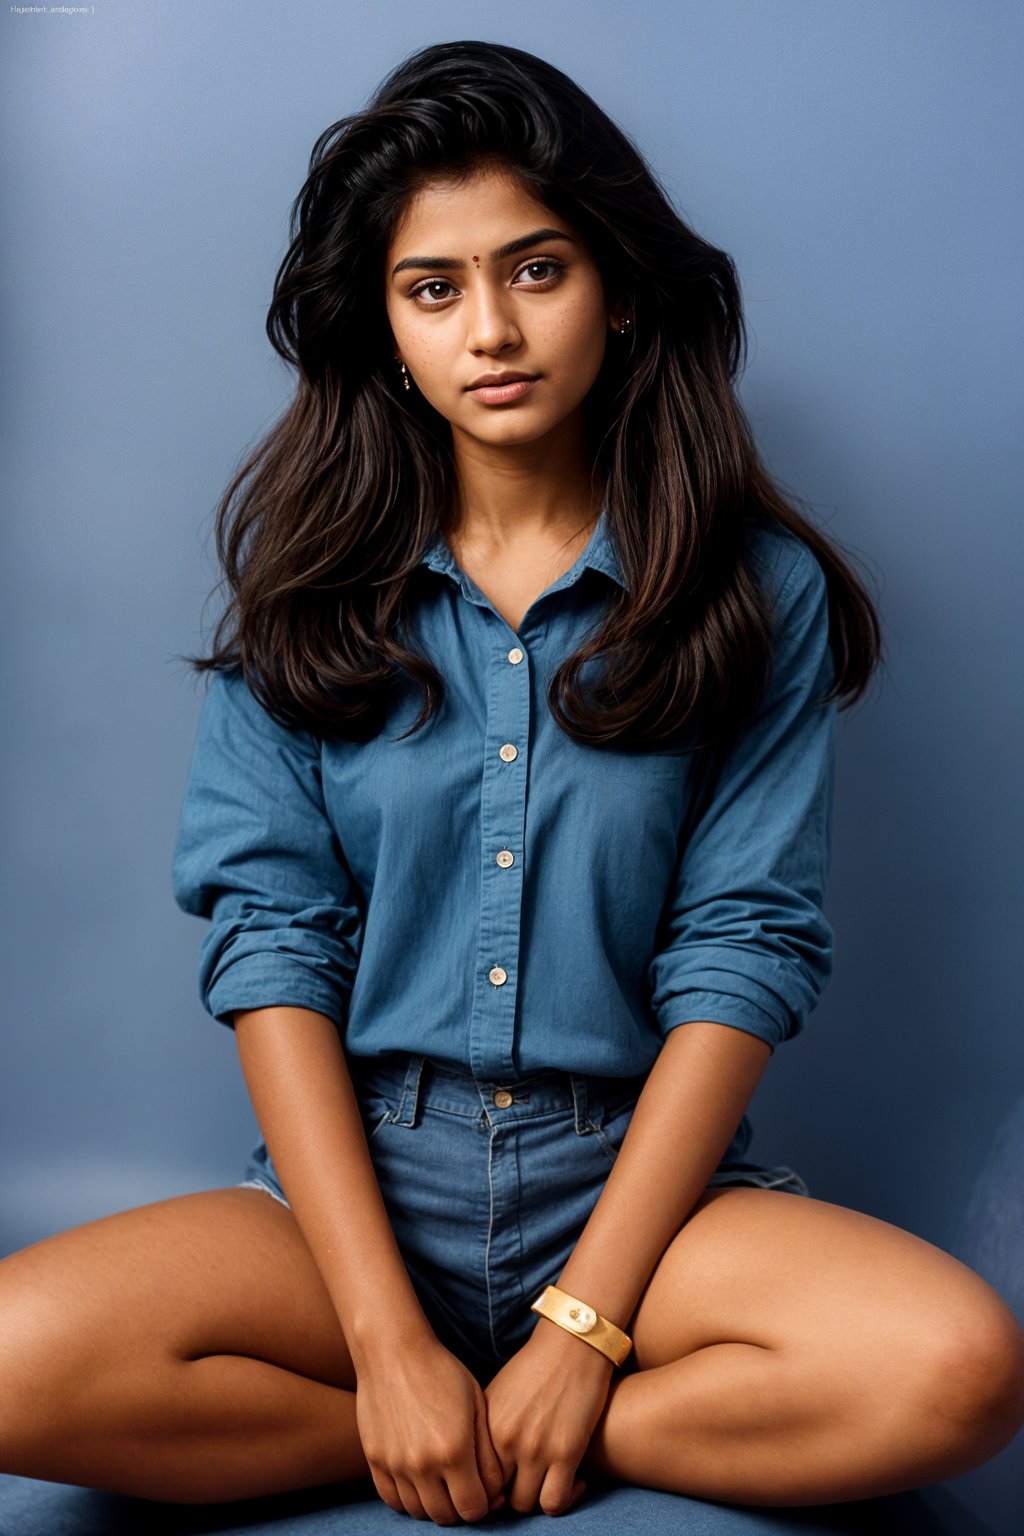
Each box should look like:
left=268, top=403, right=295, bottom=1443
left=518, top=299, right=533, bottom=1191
left=618, top=316, right=633, bottom=335
left=396, top=359, right=411, bottom=392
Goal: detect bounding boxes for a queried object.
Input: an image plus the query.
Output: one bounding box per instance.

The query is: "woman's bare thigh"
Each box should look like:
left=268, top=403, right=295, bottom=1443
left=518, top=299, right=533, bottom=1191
left=0, top=1186, right=357, bottom=1395
left=626, top=1186, right=1024, bottom=1427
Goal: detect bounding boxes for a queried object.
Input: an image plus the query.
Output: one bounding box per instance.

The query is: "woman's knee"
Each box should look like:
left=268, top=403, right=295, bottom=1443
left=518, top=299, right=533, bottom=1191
left=915, top=1282, right=1024, bottom=1455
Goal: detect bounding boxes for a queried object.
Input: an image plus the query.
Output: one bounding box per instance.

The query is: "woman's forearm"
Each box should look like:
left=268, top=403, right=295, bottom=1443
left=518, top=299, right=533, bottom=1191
left=233, top=1005, right=434, bottom=1369
left=547, top=1020, right=772, bottom=1339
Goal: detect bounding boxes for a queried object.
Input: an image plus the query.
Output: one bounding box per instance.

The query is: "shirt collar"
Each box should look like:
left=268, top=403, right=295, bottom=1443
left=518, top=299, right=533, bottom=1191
left=417, top=491, right=626, bottom=591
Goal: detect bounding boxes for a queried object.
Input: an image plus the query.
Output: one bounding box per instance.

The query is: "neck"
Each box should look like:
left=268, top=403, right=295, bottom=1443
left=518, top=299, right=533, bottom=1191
left=445, top=416, right=603, bottom=549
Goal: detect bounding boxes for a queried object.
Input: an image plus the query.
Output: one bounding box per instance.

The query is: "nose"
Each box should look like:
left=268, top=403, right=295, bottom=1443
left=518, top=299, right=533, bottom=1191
left=464, top=280, right=522, bottom=354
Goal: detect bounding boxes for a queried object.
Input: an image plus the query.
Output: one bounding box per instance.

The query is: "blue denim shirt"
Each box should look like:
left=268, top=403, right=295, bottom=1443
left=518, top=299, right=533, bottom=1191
left=171, top=504, right=836, bottom=1079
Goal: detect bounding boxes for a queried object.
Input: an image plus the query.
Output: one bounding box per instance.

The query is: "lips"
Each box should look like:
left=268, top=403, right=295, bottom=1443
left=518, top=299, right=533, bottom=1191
left=467, top=372, right=538, bottom=390
left=467, top=376, right=539, bottom=404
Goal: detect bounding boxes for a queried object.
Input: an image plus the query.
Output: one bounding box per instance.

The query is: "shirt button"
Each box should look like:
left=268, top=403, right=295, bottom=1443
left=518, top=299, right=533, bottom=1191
left=492, top=1089, right=514, bottom=1109
left=499, top=743, right=518, bottom=762
left=496, top=849, right=514, bottom=868
left=507, top=647, right=524, bottom=665
left=488, top=965, right=508, bottom=986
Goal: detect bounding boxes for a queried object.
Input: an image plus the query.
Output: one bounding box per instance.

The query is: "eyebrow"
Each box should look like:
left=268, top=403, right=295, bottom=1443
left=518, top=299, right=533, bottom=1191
left=391, top=227, right=577, bottom=278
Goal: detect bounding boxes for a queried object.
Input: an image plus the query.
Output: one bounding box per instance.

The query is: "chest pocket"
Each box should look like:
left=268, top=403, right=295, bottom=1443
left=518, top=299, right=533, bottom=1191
left=574, top=743, right=694, bottom=784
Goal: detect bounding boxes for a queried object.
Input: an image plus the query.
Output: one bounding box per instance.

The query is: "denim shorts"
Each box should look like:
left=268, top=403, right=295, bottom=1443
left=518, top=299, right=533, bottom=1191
left=236, top=1052, right=809, bottom=1385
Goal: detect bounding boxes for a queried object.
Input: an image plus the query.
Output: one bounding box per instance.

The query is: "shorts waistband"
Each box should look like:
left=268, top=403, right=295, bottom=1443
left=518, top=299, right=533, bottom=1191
left=347, top=1051, right=648, bottom=1132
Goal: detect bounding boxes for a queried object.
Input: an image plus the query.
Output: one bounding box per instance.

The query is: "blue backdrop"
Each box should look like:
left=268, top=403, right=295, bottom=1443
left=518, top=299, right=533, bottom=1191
left=3, top=0, right=1020, bottom=1295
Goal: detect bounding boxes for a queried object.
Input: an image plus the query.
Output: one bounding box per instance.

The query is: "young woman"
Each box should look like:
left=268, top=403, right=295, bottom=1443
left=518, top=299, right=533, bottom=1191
left=3, top=37, right=1022, bottom=1527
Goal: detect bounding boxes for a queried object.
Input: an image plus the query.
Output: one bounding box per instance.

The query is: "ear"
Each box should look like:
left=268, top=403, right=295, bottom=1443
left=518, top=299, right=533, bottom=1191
left=607, top=295, right=632, bottom=333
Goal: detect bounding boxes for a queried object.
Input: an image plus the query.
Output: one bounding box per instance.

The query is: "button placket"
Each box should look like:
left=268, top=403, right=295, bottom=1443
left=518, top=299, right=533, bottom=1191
left=468, top=637, right=532, bottom=1081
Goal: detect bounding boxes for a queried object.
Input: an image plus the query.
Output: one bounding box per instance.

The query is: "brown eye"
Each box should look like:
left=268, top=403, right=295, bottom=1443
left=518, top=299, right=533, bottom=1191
left=409, top=278, right=458, bottom=306
left=515, top=259, right=565, bottom=285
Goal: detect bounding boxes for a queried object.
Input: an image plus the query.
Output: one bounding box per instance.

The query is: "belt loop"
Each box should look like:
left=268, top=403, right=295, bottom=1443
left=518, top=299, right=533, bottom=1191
left=393, top=1053, right=426, bottom=1127
left=569, top=1072, right=590, bottom=1135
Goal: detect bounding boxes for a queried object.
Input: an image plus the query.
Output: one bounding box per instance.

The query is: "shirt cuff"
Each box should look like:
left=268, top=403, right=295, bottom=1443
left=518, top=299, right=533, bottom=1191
left=203, top=953, right=349, bottom=1030
left=653, top=985, right=795, bottom=1054
left=649, top=933, right=831, bottom=1053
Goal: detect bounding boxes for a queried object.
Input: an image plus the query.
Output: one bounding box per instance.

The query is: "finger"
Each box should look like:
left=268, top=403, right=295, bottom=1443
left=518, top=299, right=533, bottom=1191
left=417, top=1472, right=463, bottom=1527
left=370, top=1467, right=405, bottom=1516
left=445, top=1464, right=497, bottom=1525
left=473, top=1381, right=508, bottom=1501
left=393, top=1471, right=429, bottom=1522
left=445, top=1419, right=498, bottom=1524
left=539, top=1463, right=581, bottom=1518
left=507, top=1464, right=544, bottom=1516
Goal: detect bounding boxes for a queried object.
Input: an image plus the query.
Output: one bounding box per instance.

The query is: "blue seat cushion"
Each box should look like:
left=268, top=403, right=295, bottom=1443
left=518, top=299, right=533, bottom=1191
left=0, top=1470, right=991, bottom=1533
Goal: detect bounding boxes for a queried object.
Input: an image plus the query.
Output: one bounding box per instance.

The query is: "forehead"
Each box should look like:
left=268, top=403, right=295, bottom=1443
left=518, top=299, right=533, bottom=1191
left=388, top=167, right=562, bottom=250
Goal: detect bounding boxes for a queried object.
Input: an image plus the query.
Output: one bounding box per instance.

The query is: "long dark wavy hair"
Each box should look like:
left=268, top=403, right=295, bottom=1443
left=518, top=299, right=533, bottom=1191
left=183, top=37, right=882, bottom=766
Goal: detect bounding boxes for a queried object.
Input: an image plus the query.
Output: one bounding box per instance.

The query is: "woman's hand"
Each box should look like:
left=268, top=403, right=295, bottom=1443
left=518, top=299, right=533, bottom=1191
left=483, top=1320, right=616, bottom=1515
left=354, top=1332, right=507, bottom=1525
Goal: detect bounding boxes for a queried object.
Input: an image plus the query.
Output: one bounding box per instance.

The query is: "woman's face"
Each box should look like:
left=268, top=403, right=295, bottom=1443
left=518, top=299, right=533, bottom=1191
left=384, top=165, right=619, bottom=454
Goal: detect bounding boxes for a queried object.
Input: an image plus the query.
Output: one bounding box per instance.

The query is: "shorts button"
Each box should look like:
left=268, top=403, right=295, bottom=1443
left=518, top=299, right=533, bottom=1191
left=492, top=1089, right=514, bottom=1108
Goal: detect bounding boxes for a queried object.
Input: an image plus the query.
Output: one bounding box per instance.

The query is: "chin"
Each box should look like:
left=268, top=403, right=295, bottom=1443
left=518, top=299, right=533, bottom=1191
left=474, top=421, right=561, bottom=449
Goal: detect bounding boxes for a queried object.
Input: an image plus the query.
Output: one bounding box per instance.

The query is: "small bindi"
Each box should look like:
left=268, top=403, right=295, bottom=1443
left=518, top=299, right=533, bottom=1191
left=472, top=254, right=479, bottom=263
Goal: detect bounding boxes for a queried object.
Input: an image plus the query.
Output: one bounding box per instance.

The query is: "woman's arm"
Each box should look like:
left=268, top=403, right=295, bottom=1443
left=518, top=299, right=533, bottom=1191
left=546, top=1018, right=770, bottom=1335
left=233, top=1004, right=433, bottom=1363
left=234, top=1004, right=509, bottom=1523
left=171, top=672, right=506, bottom=1521
left=550, top=544, right=836, bottom=1337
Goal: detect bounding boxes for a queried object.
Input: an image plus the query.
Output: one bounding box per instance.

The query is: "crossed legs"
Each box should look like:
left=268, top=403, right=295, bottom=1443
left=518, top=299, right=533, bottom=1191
left=0, top=1182, right=1021, bottom=1510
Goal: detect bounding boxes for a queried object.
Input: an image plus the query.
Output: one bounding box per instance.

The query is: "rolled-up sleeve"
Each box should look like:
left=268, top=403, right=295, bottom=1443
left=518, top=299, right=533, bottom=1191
left=647, top=542, right=837, bottom=1054
left=171, top=667, right=364, bottom=1029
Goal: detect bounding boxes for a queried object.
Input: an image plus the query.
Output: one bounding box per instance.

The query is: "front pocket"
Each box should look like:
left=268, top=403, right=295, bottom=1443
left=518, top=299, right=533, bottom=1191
left=586, top=1096, right=640, bottom=1165
left=365, top=1107, right=393, bottom=1142
left=355, top=1089, right=397, bottom=1144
